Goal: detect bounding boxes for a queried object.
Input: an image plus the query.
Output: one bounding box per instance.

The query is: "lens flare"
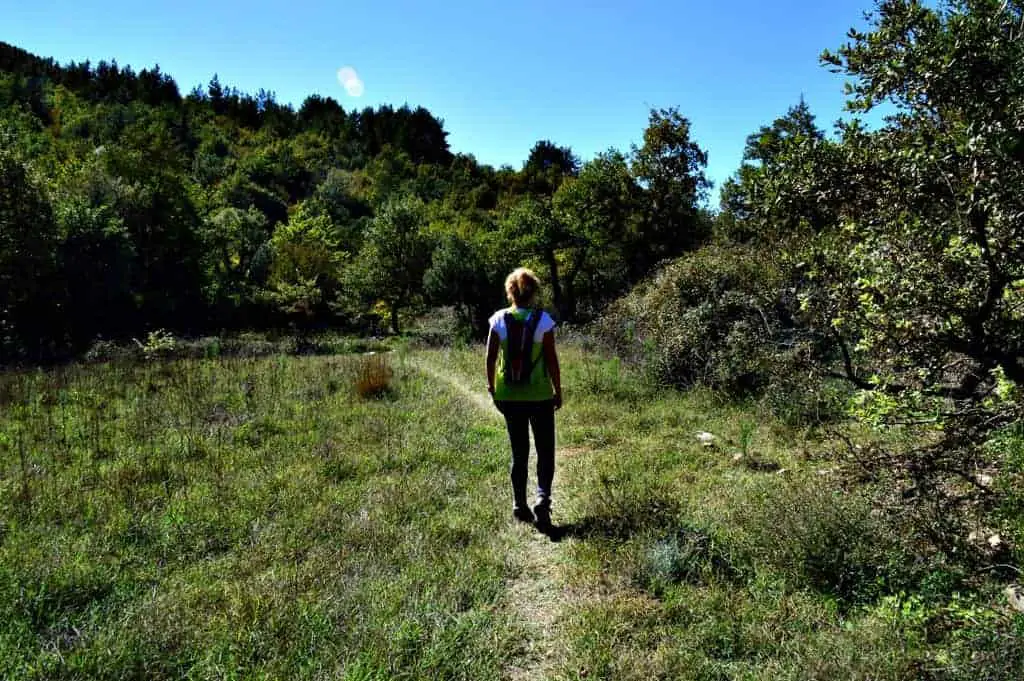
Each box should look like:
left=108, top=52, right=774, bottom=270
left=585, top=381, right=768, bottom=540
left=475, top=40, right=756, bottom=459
left=337, top=66, right=358, bottom=86
left=345, top=79, right=365, bottom=97
left=336, top=66, right=364, bottom=97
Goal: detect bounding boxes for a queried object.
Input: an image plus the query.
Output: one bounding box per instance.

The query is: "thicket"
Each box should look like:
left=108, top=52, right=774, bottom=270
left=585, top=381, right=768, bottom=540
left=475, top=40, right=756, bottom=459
left=592, top=243, right=847, bottom=424
left=0, top=41, right=710, bottom=361
left=598, top=0, right=1024, bottom=564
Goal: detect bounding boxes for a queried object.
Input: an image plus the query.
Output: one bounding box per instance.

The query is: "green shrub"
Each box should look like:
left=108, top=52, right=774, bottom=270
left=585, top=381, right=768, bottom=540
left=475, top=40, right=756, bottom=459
left=83, top=338, right=141, bottom=363
left=571, top=471, right=684, bottom=541
left=932, top=604, right=1024, bottom=681
left=133, top=329, right=177, bottom=359
left=990, top=420, right=1024, bottom=559
left=78, top=333, right=391, bottom=364
left=593, top=244, right=845, bottom=424
left=407, top=306, right=474, bottom=348
left=760, top=373, right=852, bottom=427
left=573, top=354, right=652, bottom=403
left=729, top=478, right=931, bottom=609
left=594, top=244, right=781, bottom=389
left=633, top=525, right=743, bottom=597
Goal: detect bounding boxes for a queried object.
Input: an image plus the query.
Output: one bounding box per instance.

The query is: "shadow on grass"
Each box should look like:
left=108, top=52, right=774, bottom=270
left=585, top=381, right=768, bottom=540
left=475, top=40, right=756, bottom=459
left=534, top=518, right=574, bottom=542
left=534, top=512, right=748, bottom=596
left=533, top=495, right=684, bottom=544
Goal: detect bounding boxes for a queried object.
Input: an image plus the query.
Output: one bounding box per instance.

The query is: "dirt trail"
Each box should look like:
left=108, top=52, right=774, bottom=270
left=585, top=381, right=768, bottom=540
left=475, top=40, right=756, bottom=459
left=412, top=358, right=498, bottom=417
left=411, top=356, right=574, bottom=681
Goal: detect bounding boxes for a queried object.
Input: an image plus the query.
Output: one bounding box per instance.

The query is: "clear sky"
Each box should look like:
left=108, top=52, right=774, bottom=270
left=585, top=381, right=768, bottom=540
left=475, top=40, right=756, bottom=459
left=2, top=0, right=880, bottom=198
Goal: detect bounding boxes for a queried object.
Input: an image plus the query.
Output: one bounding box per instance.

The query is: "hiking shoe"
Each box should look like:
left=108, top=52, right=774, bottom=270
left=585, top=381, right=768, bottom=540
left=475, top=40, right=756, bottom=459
left=513, top=506, right=535, bottom=523
left=532, top=498, right=551, bottom=526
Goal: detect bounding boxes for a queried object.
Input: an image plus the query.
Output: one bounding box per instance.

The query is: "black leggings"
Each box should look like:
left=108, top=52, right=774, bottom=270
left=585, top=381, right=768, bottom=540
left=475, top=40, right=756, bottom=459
left=496, top=400, right=556, bottom=506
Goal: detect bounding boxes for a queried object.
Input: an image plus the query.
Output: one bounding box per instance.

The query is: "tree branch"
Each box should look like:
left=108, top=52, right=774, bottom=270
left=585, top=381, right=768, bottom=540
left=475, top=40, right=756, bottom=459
left=832, top=331, right=874, bottom=390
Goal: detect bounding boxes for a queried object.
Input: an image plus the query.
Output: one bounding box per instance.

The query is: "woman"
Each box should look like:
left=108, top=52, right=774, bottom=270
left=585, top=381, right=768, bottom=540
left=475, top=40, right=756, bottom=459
left=486, top=267, right=563, bottom=524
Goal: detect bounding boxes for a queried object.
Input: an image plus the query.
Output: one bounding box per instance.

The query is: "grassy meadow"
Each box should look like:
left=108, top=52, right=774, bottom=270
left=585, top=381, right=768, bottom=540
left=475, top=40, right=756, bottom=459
left=0, top=342, right=1021, bottom=680
left=0, top=349, right=519, bottom=679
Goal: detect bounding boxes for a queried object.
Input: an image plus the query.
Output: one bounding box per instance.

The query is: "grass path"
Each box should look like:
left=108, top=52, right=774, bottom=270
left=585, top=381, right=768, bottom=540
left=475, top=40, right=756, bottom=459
left=411, top=357, right=497, bottom=416
left=410, top=355, right=577, bottom=681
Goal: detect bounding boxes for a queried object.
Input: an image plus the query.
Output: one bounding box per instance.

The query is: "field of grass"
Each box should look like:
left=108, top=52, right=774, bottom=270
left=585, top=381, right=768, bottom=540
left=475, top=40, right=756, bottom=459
left=1, top=343, right=1021, bottom=680
left=0, top=351, right=520, bottom=679
left=440, top=346, right=1023, bottom=680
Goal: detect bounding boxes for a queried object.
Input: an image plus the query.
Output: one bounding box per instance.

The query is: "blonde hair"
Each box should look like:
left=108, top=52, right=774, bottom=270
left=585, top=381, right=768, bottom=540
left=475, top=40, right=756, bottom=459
left=504, top=267, right=541, bottom=307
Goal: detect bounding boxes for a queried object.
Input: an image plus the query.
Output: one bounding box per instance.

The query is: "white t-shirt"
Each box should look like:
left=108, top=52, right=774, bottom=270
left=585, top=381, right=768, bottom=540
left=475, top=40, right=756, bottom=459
left=488, top=308, right=556, bottom=342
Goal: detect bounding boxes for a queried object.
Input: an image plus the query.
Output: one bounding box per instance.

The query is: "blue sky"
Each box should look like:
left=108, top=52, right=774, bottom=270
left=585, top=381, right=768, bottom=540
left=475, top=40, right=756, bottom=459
left=2, top=0, right=880, bottom=198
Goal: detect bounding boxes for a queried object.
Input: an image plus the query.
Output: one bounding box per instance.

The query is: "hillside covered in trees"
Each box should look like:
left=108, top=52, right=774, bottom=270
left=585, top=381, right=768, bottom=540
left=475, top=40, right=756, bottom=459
left=0, top=38, right=711, bottom=357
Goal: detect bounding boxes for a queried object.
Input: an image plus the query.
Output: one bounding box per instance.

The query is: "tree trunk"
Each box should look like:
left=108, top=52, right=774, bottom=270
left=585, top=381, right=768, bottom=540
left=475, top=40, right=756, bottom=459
left=390, top=302, right=400, bottom=335
left=562, top=272, right=577, bottom=322
left=544, top=248, right=563, bottom=320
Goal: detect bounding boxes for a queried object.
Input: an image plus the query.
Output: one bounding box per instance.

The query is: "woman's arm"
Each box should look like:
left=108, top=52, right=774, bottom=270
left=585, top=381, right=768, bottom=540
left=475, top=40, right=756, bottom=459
left=542, top=330, right=562, bottom=409
left=485, top=329, right=500, bottom=395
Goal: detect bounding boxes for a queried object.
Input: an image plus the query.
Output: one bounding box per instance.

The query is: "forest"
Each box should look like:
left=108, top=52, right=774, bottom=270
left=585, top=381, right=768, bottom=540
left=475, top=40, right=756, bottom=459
left=1, top=1, right=1023, bottom=676
left=0, top=32, right=713, bottom=349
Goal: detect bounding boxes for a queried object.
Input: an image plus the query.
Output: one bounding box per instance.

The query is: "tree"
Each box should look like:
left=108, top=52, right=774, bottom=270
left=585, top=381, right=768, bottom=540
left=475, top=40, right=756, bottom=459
left=423, top=234, right=497, bottom=332
left=264, top=201, right=346, bottom=329
left=297, top=94, right=346, bottom=135
left=0, top=41, right=728, bottom=349
left=632, top=107, right=711, bottom=265
left=520, top=140, right=579, bottom=196
left=719, top=99, right=833, bottom=242
left=54, top=186, right=136, bottom=345
left=788, top=0, right=1024, bottom=543
left=815, top=0, right=1024, bottom=391
left=500, top=195, right=565, bottom=317
left=95, top=131, right=207, bottom=329
left=207, top=74, right=225, bottom=114
left=344, top=195, right=431, bottom=334
left=552, top=149, right=643, bottom=317
left=306, top=168, right=372, bottom=248
left=0, top=152, right=60, bottom=358
left=201, top=205, right=270, bottom=310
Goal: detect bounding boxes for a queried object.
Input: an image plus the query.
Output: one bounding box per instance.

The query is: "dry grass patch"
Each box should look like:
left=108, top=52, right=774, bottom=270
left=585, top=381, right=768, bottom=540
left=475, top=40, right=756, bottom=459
left=354, top=352, right=394, bottom=399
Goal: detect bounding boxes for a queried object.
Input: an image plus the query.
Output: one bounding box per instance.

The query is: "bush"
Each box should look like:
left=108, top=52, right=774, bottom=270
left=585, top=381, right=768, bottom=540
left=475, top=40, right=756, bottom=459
left=595, top=244, right=783, bottom=392
left=594, top=244, right=837, bottom=423
left=84, top=338, right=141, bottom=363
left=760, top=372, right=852, bottom=427
left=133, top=329, right=177, bottom=359
left=573, top=354, right=651, bottom=403
left=990, top=420, right=1024, bottom=559
left=406, top=307, right=473, bottom=348
left=79, top=333, right=391, bottom=363
left=572, top=471, right=684, bottom=541
left=933, top=605, right=1024, bottom=681
left=632, top=525, right=743, bottom=597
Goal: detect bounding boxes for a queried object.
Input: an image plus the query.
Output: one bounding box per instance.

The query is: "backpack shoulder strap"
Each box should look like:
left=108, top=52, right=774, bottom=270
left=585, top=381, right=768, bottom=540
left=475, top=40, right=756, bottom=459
left=526, top=310, right=547, bottom=376
left=525, top=309, right=543, bottom=335
left=502, top=310, right=520, bottom=336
